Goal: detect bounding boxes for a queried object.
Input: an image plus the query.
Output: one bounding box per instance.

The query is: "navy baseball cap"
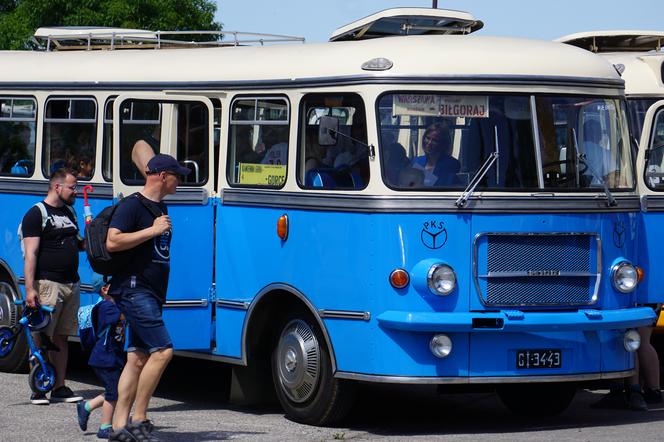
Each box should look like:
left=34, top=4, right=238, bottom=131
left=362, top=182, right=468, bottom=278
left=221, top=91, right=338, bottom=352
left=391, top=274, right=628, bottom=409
left=146, top=154, right=191, bottom=176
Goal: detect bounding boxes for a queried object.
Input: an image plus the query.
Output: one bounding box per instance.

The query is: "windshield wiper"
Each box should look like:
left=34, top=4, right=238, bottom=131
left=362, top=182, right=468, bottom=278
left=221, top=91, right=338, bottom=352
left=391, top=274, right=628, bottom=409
left=455, top=151, right=499, bottom=207
left=572, top=129, right=617, bottom=207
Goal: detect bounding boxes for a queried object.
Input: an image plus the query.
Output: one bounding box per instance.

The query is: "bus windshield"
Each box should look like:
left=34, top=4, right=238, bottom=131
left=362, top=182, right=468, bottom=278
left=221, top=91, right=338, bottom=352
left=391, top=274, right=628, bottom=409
left=378, top=93, right=634, bottom=191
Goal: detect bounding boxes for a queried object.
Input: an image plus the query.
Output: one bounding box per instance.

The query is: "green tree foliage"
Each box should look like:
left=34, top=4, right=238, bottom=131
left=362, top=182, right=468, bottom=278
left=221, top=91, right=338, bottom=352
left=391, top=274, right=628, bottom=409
left=0, top=0, right=222, bottom=50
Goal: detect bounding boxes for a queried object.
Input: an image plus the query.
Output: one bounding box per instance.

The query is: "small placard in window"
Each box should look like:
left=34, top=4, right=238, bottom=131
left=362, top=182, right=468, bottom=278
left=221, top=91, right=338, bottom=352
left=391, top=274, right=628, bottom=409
left=239, top=163, right=286, bottom=186
left=393, top=94, right=489, bottom=118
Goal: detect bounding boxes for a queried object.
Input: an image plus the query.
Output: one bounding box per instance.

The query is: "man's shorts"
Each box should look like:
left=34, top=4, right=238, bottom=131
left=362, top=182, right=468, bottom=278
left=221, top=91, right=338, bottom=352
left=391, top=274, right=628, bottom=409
left=92, top=367, right=121, bottom=401
left=36, top=279, right=80, bottom=338
left=117, top=292, right=172, bottom=354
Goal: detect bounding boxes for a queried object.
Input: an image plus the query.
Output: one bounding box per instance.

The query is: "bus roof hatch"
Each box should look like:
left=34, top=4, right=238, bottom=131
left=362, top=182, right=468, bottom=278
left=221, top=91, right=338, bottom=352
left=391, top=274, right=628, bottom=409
left=556, top=31, right=664, bottom=53
left=329, top=7, right=483, bottom=42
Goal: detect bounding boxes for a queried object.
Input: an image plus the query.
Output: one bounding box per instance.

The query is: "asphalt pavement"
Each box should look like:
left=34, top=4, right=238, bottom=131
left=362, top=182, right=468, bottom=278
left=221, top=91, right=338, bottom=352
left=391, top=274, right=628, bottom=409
left=1, top=349, right=664, bottom=441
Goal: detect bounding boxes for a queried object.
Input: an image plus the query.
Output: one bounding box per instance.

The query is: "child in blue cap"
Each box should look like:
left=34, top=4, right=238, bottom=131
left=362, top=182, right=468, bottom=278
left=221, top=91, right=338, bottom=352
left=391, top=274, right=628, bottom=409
left=76, top=275, right=126, bottom=439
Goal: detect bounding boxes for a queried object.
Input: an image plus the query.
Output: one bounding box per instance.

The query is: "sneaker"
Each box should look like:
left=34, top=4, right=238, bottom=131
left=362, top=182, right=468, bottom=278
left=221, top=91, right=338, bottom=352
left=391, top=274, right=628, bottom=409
left=644, top=388, right=663, bottom=404
left=590, top=389, right=627, bottom=409
left=127, top=422, right=160, bottom=442
left=108, top=428, right=138, bottom=441
left=129, top=418, right=155, bottom=434
left=628, top=390, right=648, bottom=411
left=97, top=426, right=112, bottom=439
left=50, top=386, right=83, bottom=403
left=30, top=392, right=49, bottom=405
left=77, top=401, right=90, bottom=431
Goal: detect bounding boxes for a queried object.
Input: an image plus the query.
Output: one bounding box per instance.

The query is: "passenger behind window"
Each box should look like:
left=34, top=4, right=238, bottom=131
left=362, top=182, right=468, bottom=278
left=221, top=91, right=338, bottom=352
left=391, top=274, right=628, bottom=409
left=235, top=126, right=263, bottom=164
left=260, top=126, right=288, bottom=165
left=411, top=123, right=460, bottom=186
left=131, top=126, right=160, bottom=179
left=67, top=152, right=94, bottom=180
left=381, top=130, right=409, bottom=186
left=398, top=167, right=424, bottom=187
left=580, top=119, right=617, bottom=187
left=1, top=123, right=32, bottom=175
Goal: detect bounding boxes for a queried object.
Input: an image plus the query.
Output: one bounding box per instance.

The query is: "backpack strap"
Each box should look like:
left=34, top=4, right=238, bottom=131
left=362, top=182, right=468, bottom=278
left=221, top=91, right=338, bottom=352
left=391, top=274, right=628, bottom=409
left=34, top=202, right=49, bottom=230
left=63, top=204, right=83, bottom=241
left=132, top=192, right=163, bottom=219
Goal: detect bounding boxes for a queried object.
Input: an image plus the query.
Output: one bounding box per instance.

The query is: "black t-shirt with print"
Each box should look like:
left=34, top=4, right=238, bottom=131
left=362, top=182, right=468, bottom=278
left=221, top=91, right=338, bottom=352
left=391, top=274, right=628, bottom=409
left=21, top=202, right=80, bottom=284
left=108, top=194, right=170, bottom=303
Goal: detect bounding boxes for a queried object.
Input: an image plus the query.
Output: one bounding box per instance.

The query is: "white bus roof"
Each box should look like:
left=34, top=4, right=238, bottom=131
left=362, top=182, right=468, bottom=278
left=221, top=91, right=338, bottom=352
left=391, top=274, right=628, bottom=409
left=0, top=35, right=620, bottom=89
left=330, top=8, right=483, bottom=42
left=556, top=31, right=664, bottom=53
left=557, top=31, right=664, bottom=96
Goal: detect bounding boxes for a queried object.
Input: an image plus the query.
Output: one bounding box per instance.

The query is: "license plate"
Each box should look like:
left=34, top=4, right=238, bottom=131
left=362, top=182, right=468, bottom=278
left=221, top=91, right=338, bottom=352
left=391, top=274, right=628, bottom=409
left=516, top=349, right=562, bottom=369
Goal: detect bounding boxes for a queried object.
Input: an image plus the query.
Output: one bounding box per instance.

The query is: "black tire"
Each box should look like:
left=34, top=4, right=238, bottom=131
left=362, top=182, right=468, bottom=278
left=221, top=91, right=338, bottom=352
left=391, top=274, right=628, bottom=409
left=271, top=313, right=356, bottom=426
left=497, top=382, right=576, bottom=417
left=0, top=281, right=28, bottom=373
left=29, top=361, right=57, bottom=394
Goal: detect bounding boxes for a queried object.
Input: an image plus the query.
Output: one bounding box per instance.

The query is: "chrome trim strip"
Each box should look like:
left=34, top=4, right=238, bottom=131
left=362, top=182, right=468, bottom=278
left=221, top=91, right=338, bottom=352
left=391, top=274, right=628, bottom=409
left=238, top=283, right=336, bottom=372
left=163, top=299, right=209, bottom=308
left=162, top=188, right=209, bottom=205
left=0, top=74, right=625, bottom=91
left=216, top=299, right=250, bottom=310
left=0, top=179, right=114, bottom=198
left=472, top=232, right=602, bottom=308
left=640, top=195, right=664, bottom=212
left=175, top=350, right=244, bottom=365
left=334, top=369, right=635, bottom=384
left=221, top=189, right=640, bottom=213
left=530, top=95, right=545, bottom=189
left=481, top=271, right=597, bottom=278
left=17, top=277, right=25, bottom=285
left=319, top=310, right=371, bottom=321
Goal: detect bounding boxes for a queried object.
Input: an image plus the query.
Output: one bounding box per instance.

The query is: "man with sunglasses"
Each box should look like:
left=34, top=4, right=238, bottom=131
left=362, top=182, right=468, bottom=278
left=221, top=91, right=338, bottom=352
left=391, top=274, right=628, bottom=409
left=106, top=154, right=190, bottom=442
left=21, top=168, right=84, bottom=405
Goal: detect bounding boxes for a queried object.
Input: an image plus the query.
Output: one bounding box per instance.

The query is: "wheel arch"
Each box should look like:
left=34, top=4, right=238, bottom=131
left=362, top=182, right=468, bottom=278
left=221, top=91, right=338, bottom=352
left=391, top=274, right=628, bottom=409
left=0, top=259, right=21, bottom=296
left=242, top=283, right=337, bottom=373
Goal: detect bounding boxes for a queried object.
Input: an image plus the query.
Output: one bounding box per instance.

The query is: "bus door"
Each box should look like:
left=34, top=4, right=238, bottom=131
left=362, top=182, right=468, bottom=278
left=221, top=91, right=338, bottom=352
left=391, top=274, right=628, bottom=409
left=113, top=94, right=215, bottom=350
left=637, top=100, right=664, bottom=307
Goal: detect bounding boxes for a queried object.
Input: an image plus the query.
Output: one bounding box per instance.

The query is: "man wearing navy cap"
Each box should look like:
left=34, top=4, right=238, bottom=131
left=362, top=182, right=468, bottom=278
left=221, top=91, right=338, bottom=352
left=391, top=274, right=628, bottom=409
left=105, top=154, right=189, bottom=441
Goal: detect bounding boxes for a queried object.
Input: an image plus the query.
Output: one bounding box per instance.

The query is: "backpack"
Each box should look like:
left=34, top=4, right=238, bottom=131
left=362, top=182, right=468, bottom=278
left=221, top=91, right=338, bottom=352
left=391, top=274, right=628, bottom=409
left=84, top=193, right=162, bottom=276
left=77, top=300, right=109, bottom=351
left=17, top=202, right=79, bottom=257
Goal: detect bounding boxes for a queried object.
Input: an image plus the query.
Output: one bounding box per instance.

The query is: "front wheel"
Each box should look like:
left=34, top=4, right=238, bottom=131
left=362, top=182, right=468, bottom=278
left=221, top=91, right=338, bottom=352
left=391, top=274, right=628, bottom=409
left=29, top=361, right=57, bottom=394
left=497, top=382, right=576, bottom=417
left=271, top=316, right=356, bottom=426
left=0, top=281, right=28, bottom=372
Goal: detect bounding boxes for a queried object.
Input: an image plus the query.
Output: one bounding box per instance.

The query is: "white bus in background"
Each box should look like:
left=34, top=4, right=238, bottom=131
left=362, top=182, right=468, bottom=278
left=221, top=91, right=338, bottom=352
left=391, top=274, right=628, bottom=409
left=558, top=31, right=664, bottom=331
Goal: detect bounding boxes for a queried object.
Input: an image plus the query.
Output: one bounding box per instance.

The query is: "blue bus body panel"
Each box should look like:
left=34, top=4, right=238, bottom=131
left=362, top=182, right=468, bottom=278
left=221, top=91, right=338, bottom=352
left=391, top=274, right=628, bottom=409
left=214, top=204, right=644, bottom=378
left=637, top=211, right=664, bottom=305
left=159, top=201, right=214, bottom=350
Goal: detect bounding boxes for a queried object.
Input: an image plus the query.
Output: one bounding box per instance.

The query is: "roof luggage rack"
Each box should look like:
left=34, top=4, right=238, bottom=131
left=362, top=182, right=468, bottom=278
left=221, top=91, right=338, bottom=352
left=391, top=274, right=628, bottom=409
left=330, top=7, right=483, bottom=42
left=556, top=31, right=664, bottom=53
left=33, top=27, right=305, bottom=51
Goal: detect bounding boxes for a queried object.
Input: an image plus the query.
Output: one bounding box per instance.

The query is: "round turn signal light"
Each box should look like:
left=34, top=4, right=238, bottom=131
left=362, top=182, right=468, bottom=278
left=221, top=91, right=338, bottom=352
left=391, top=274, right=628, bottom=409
left=390, top=269, right=410, bottom=289
left=277, top=214, right=289, bottom=241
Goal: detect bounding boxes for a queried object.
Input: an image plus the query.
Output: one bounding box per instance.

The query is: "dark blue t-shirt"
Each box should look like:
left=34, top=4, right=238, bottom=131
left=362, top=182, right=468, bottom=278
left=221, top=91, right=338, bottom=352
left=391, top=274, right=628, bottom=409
left=108, top=194, right=170, bottom=303
left=88, top=300, right=125, bottom=369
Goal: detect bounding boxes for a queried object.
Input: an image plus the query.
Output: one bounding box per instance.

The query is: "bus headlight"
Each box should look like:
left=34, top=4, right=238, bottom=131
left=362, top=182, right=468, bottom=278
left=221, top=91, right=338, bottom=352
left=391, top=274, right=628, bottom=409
left=430, top=334, right=453, bottom=358
left=612, top=262, right=638, bottom=293
left=428, top=264, right=456, bottom=296
left=623, top=329, right=641, bottom=352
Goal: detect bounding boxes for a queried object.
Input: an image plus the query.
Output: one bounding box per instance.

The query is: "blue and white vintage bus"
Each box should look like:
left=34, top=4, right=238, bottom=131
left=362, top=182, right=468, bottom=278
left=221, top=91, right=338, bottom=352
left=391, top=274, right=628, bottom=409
left=0, top=8, right=659, bottom=424
left=558, top=31, right=664, bottom=330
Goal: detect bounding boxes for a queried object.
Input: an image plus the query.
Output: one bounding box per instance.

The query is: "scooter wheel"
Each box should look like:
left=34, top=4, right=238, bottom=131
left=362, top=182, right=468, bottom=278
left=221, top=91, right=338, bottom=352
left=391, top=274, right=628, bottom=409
left=29, top=361, right=56, bottom=394
left=0, top=326, right=15, bottom=359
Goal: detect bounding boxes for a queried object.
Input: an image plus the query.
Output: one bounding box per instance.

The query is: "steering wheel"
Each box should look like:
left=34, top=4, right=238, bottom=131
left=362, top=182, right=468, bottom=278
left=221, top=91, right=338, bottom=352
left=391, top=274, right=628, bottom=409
left=541, top=160, right=588, bottom=185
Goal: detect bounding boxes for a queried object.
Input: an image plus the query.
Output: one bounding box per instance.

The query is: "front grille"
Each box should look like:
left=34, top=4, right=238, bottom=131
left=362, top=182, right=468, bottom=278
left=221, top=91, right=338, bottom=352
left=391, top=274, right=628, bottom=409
left=475, top=233, right=599, bottom=307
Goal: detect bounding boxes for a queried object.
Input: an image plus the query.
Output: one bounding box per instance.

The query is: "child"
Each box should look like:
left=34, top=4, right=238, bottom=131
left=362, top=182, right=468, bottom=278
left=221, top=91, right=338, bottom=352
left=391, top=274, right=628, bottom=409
left=76, top=278, right=125, bottom=439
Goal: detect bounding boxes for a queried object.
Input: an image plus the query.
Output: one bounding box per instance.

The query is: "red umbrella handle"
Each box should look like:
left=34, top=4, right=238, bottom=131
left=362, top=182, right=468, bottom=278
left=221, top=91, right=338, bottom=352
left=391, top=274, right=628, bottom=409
left=83, top=185, right=94, bottom=206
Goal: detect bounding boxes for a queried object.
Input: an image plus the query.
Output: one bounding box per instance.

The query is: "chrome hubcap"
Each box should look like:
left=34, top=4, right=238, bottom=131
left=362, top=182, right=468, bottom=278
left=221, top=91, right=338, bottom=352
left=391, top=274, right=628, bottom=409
left=276, top=319, right=320, bottom=403
left=0, top=282, right=17, bottom=327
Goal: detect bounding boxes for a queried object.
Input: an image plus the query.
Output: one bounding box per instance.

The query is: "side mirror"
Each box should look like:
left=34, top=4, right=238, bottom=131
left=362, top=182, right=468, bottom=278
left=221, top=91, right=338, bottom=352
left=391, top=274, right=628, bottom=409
left=319, top=116, right=339, bottom=146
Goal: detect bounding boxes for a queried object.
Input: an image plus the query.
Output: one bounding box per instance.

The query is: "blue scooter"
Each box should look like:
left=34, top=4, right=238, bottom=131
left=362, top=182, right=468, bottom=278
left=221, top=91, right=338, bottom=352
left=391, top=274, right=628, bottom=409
left=0, top=300, right=57, bottom=394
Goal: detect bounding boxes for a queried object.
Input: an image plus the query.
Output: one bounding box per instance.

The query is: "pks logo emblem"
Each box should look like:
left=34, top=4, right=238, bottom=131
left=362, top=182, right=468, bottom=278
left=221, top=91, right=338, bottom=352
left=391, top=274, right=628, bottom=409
left=421, top=221, right=447, bottom=249
left=613, top=221, right=626, bottom=248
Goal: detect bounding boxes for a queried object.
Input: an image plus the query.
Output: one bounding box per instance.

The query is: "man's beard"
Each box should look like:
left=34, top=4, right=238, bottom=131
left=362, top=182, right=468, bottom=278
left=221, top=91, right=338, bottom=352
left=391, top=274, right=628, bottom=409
left=59, top=194, right=75, bottom=206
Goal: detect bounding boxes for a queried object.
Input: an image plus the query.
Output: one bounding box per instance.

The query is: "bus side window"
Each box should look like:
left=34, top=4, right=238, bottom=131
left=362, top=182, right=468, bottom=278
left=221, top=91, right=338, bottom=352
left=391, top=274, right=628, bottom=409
left=43, top=97, right=97, bottom=180
left=646, top=110, right=664, bottom=189
left=298, top=93, right=369, bottom=190
left=117, top=100, right=161, bottom=185
left=176, top=101, right=210, bottom=186
left=227, top=97, right=289, bottom=188
left=0, top=97, right=37, bottom=177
